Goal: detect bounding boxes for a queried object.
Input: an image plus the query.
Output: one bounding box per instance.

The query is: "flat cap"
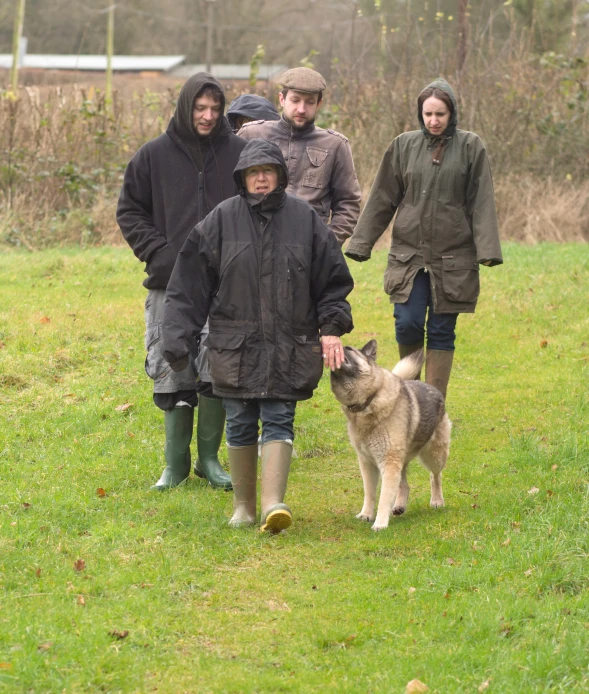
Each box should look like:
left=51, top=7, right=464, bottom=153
left=279, top=67, right=327, bottom=93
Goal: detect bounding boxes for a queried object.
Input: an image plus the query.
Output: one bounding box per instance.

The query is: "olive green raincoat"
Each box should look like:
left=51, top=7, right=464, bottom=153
left=346, top=78, right=502, bottom=314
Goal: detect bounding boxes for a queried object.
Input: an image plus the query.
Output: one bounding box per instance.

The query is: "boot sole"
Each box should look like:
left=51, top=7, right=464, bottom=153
left=260, top=509, right=292, bottom=534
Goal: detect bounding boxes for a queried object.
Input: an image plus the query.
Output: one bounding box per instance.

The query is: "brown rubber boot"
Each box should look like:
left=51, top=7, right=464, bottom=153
left=398, top=342, right=424, bottom=379
left=260, top=441, right=293, bottom=534
left=425, top=349, right=454, bottom=400
left=227, top=444, right=258, bottom=527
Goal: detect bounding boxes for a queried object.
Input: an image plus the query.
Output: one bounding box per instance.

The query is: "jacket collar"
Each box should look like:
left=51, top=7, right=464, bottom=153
left=277, top=115, right=316, bottom=139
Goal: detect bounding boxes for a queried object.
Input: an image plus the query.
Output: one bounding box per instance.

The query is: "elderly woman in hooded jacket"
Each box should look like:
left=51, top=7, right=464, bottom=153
left=345, top=78, right=502, bottom=401
left=162, top=138, right=354, bottom=533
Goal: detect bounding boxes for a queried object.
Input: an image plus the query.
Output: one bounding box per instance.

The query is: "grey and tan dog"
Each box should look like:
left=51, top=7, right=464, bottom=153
left=330, top=340, right=451, bottom=531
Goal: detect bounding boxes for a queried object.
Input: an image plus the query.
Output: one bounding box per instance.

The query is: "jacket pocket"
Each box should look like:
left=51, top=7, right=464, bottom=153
left=144, top=323, right=171, bottom=381
left=302, top=147, right=328, bottom=188
left=206, top=333, right=246, bottom=389
left=441, top=256, right=480, bottom=302
left=383, top=250, right=418, bottom=296
left=290, top=336, right=323, bottom=392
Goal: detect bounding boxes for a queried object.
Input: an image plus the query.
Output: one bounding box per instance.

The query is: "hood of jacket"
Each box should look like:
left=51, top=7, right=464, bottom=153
left=226, top=94, right=280, bottom=130
left=171, top=72, right=232, bottom=143
left=417, top=77, right=458, bottom=138
left=233, top=138, right=289, bottom=197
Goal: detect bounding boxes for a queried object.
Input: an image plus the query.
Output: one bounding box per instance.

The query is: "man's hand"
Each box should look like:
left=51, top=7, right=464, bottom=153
left=321, top=335, right=344, bottom=371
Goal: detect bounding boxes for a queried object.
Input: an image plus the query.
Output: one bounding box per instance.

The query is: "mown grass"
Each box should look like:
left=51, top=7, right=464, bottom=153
left=0, top=244, right=588, bottom=693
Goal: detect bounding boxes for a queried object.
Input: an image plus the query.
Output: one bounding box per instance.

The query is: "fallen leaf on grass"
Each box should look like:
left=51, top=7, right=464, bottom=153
left=471, top=503, right=479, bottom=509
left=408, top=587, right=417, bottom=594
left=527, top=486, right=540, bottom=495
left=96, top=488, right=107, bottom=498
left=39, top=316, right=51, bottom=324
left=551, top=464, right=558, bottom=471
left=0, top=663, right=12, bottom=670
left=0, top=341, right=5, bottom=349
left=115, top=403, right=133, bottom=412
left=108, top=629, right=129, bottom=640
left=478, top=680, right=491, bottom=692
left=37, top=643, right=52, bottom=651
left=546, top=489, right=553, bottom=497
left=22, top=502, right=31, bottom=509
left=446, top=557, right=456, bottom=565
left=35, top=567, right=41, bottom=577
left=406, top=679, right=429, bottom=693
left=126, top=431, right=135, bottom=438
left=73, top=559, right=86, bottom=572
left=501, top=538, right=511, bottom=547
left=524, top=568, right=534, bottom=577
left=77, top=595, right=86, bottom=606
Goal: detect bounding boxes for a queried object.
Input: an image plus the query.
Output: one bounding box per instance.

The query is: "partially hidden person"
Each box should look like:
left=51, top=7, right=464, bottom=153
left=345, top=78, right=503, bottom=401
left=117, top=73, right=247, bottom=491
left=162, top=138, right=354, bottom=533
left=238, top=67, right=361, bottom=246
left=226, top=93, right=279, bottom=132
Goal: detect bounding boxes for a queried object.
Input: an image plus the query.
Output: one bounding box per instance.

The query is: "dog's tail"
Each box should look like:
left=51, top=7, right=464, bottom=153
left=392, top=349, right=424, bottom=380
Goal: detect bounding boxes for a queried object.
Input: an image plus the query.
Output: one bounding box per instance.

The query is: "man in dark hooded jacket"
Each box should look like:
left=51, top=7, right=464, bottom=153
left=162, top=138, right=354, bottom=533
left=226, top=94, right=280, bottom=132
left=117, top=73, right=246, bottom=491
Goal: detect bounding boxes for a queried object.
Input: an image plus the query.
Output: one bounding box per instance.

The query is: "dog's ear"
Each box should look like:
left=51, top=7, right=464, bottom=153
left=361, top=339, right=377, bottom=362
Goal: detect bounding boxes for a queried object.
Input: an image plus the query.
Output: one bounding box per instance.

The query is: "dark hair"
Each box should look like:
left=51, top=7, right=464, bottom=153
left=417, top=87, right=453, bottom=116
left=196, top=85, right=223, bottom=104
left=281, top=88, right=323, bottom=103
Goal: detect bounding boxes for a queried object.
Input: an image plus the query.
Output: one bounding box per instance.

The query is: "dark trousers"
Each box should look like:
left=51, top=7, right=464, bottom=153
left=393, top=270, right=458, bottom=351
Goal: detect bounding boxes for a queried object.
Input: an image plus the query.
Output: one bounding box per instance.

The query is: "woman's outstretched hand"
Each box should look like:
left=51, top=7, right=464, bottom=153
left=321, top=335, right=344, bottom=371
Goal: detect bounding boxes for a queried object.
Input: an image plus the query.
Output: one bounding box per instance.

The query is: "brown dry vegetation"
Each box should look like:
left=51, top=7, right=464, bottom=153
left=1, top=38, right=588, bottom=247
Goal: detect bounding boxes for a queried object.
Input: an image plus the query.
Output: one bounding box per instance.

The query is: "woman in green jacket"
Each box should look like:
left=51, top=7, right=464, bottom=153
left=345, top=78, right=502, bottom=400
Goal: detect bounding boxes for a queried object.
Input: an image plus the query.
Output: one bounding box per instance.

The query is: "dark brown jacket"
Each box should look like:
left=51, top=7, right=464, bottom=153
left=162, top=139, right=354, bottom=401
left=238, top=117, right=361, bottom=246
left=346, top=78, right=502, bottom=314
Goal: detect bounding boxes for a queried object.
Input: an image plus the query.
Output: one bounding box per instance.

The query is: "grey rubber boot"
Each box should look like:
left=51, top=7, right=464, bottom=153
left=260, top=441, right=293, bottom=534
left=227, top=444, right=258, bottom=527
left=398, top=341, right=424, bottom=380
left=194, top=394, right=232, bottom=490
left=151, top=406, right=193, bottom=491
left=425, top=349, right=454, bottom=400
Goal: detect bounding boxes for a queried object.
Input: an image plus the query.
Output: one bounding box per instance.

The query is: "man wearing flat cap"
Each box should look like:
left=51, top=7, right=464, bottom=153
left=238, top=67, right=361, bottom=246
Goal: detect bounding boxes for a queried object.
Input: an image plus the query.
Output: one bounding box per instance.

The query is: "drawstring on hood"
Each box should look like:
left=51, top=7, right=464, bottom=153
left=417, top=77, right=458, bottom=166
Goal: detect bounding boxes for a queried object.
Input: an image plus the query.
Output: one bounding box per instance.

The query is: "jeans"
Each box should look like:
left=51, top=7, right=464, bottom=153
left=393, top=270, right=458, bottom=351
left=223, top=399, right=297, bottom=447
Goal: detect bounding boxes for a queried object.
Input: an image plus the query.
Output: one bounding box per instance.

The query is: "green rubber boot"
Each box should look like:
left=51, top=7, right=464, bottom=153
left=194, top=395, right=232, bottom=490
left=151, top=406, right=193, bottom=491
left=398, top=341, right=424, bottom=380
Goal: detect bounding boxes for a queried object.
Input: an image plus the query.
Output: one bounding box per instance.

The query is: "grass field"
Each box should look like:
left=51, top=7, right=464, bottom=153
left=0, top=244, right=588, bottom=693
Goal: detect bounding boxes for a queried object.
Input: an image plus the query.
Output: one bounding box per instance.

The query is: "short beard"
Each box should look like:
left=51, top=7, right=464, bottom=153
left=283, top=114, right=315, bottom=131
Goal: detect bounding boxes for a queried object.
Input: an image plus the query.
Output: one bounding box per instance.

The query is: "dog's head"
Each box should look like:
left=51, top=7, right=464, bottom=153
left=330, top=339, right=381, bottom=407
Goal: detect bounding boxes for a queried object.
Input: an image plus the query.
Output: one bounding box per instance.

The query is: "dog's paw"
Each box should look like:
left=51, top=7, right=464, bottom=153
left=371, top=522, right=388, bottom=532
left=392, top=506, right=406, bottom=516
left=356, top=512, right=374, bottom=522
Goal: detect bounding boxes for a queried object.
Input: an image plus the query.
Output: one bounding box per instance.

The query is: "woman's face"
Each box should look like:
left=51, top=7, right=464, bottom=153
left=244, top=165, right=279, bottom=195
left=422, top=96, right=451, bottom=136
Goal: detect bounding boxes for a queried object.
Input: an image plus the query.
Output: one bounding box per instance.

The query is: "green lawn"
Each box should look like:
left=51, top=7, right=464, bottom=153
left=0, top=244, right=588, bottom=693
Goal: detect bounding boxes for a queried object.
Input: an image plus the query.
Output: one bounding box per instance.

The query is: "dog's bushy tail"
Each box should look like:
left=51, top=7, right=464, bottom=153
left=392, top=350, right=424, bottom=380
